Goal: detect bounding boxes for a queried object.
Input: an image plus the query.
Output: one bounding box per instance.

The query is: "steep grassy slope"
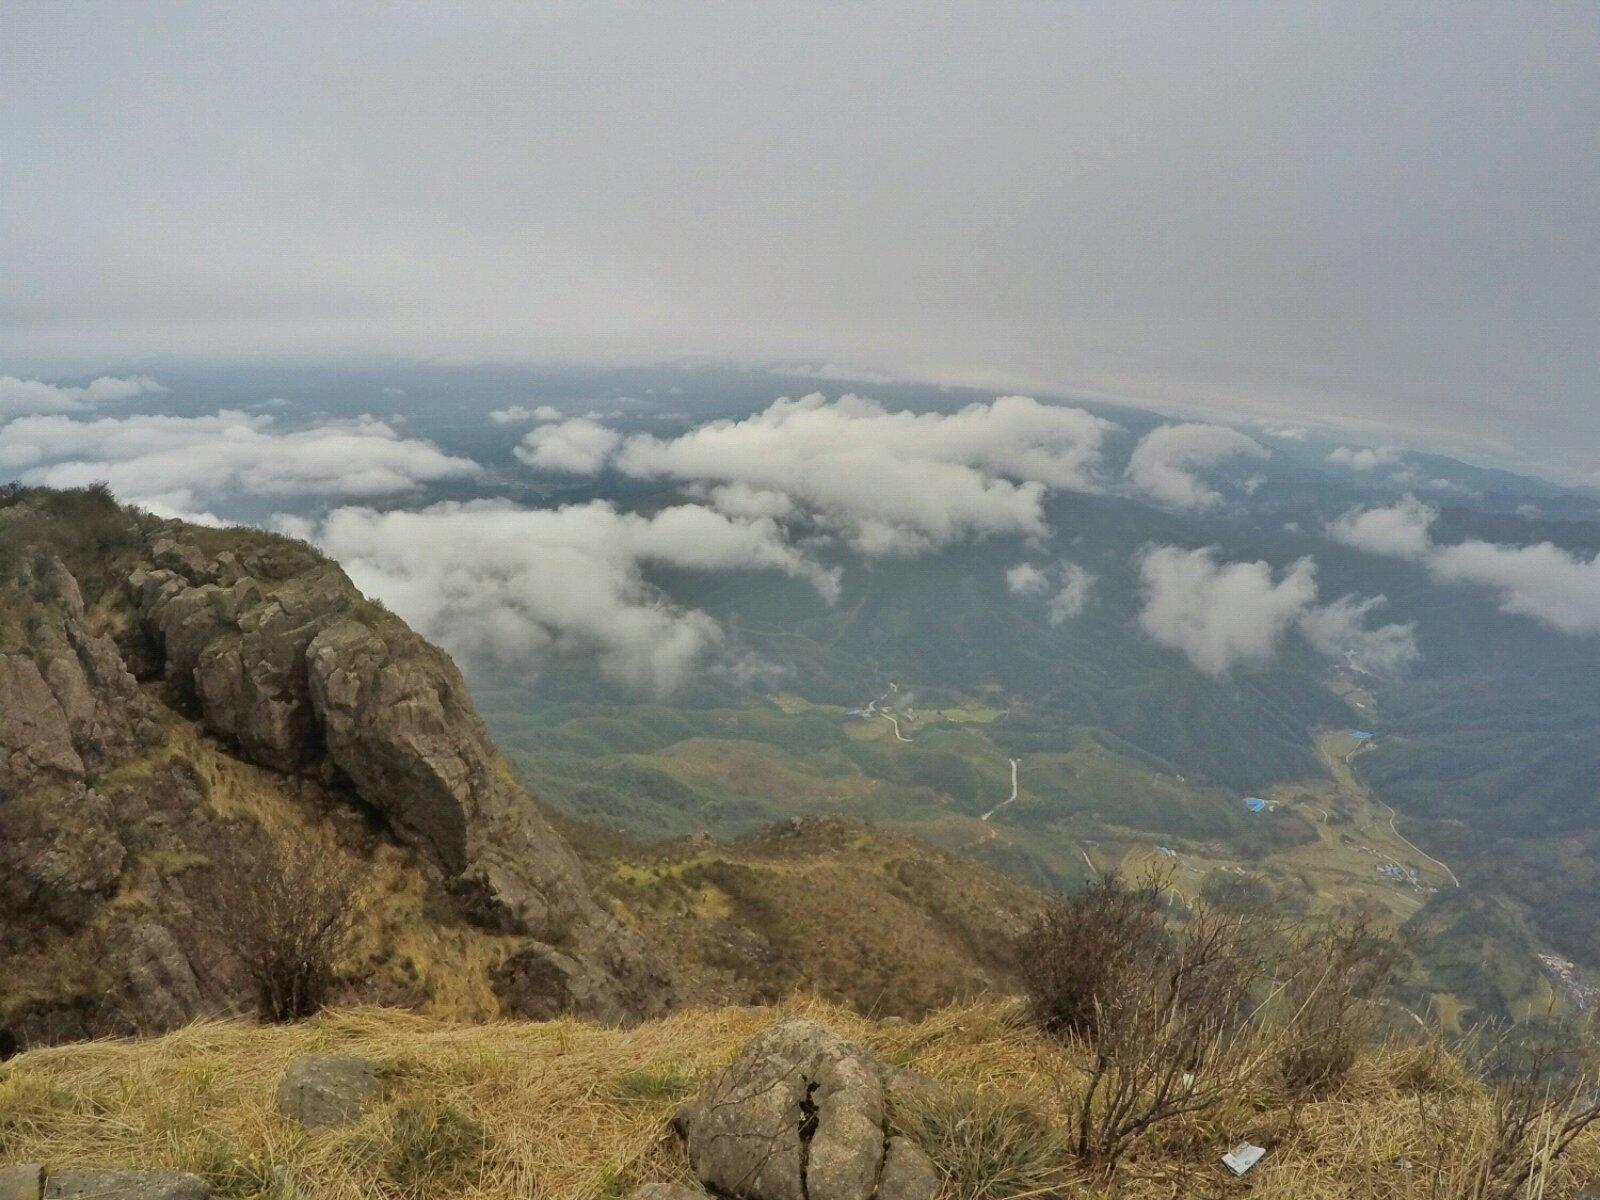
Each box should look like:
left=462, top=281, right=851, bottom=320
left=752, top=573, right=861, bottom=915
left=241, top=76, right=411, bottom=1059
left=563, top=815, right=1047, bottom=1017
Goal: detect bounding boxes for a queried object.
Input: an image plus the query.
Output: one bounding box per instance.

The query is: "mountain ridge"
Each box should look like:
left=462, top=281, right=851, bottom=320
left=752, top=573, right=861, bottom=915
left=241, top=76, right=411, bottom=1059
left=0, top=486, right=1039, bottom=1051
left=2, top=485, right=674, bottom=1045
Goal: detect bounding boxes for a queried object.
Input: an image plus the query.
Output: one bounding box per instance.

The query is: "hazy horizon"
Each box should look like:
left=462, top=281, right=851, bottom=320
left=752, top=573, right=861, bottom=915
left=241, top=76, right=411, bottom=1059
left=5, top=4, right=1597, bottom=484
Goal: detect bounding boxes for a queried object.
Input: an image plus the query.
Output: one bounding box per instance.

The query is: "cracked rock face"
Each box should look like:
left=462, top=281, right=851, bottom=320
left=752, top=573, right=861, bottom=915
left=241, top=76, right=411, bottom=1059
left=675, top=1021, right=937, bottom=1200
left=0, top=494, right=673, bottom=1045
left=125, top=528, right=674, bottom=1024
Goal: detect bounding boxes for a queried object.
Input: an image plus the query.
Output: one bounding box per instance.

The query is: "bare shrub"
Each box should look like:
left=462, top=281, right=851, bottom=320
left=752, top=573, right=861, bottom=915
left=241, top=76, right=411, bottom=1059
left=1276, top=914, right=1405, bottom=1098
left=1022, top=873, right=1416, bottom=1175
left=1017, top=870, right=1167, bottom=1040
left=1066, top=900, right=1271, bottom=1172
left=1419, top=1030, right=1600, bottom=1200
left=205, top=836, right=363, bottom=1022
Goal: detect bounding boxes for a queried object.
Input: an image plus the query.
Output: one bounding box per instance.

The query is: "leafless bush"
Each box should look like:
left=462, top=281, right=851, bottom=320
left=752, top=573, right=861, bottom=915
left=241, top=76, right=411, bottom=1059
left=1276, top=914, right=1405, bottom=1098
left=1018, top=870, right=1168, bottom=1041
left=1067, top=901, right=1271, bottom=1171
left=1419, top=1030, right=1600, bottom=1200
left=1022, top=873, right=1416, bottom=1176
left=205, top=836, right=363, bottom=1022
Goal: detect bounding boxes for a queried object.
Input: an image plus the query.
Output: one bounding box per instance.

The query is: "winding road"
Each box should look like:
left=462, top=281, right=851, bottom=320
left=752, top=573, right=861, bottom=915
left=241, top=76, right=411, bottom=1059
left=881, top=712, right=913, bottom=742
left=981, top=758, right=1021, bottom=821
left=1343, top=737, right=1460, bottom=888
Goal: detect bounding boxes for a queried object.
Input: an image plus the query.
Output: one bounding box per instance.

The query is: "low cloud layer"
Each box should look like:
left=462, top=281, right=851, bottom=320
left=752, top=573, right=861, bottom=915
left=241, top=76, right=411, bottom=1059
left=490, top=404, right=562, bottom=425
left=1298, top=594, right=1421, bottom=675
left=0, top=409, right=479, bottom=521
left=518, top=393, right=1117, bottom=557
left=1326, top=495, right=1439, bottom=559
left=516, top=417, right=622, bottom=473
left=287, top=500, right=840, bottom=694
left=1136, top=545, right=1415, bottom=675
left=1327, top=445, right=1403, bottom=470
left=1430, top=540, right=1600, bottom=636
left=1327, top=497, right=1600, bottom=636
left=1006, top=560, right=1093, bottom=625
left=0, top=374, right=166, bottom=418
left=1125, top=423, right=1269, bottom=511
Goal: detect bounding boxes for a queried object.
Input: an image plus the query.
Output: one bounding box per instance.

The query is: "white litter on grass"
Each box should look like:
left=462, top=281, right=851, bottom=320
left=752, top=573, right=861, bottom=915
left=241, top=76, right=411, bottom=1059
left=1222, top=1143, right=1267, bottom=1176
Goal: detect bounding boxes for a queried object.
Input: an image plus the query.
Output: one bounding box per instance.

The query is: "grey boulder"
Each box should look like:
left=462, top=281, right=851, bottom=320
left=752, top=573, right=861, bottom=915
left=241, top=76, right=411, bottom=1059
left=875, top=1138, right=939, bottom=1200
left=0, top=1165, right=42, bottom=1200
left=675, top=1020, right=936, bottom=1200
left=274, top=1053, right=381, bottom=1131
left=42, top=1170, right=208, bottom=1199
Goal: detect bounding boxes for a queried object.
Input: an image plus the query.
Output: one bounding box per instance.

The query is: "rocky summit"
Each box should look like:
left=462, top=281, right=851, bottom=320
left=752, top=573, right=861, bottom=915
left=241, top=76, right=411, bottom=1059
left=0, top=486, right=670, bottom=1049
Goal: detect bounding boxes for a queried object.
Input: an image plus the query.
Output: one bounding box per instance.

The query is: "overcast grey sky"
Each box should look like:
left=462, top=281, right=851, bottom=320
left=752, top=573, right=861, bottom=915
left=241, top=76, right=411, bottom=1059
left=3, top=4, right=1597, bottom=480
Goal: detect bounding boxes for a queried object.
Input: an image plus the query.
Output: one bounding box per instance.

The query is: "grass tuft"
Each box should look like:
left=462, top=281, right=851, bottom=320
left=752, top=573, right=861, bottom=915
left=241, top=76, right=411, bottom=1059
left=359, top=1098, right=487, bottom=1197
left=896, top=1090, right=1069, bottom=1200
left=609, top=1069, right=696, bottom=1105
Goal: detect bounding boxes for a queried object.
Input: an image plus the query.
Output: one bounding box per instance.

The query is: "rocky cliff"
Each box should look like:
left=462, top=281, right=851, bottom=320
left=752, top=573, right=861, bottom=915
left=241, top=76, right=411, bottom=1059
left=0, top=486, right=671, bottom=1049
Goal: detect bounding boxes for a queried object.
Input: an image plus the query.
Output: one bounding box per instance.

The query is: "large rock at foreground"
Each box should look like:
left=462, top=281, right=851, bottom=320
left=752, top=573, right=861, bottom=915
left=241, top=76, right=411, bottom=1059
left=674, top=1021, right=937, bottom=1200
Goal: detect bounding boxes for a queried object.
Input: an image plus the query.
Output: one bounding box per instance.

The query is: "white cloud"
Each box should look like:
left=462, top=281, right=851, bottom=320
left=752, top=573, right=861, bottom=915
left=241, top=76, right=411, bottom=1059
left=490, top=403, right=563, bottom=425
left=1005, top=562, right=1049, bottom=597
left=516, top=417, right=622, bottom=472
left=1138, top=547, right=1317, bottom=674
left=1428, top=540, right=1600, bottom=636
left=1327, top=445, right=1403, bottom=470
left=1047, top=563, right=1094, bottom=624
left=1327, top=496, right=1600, bottom=637
left=0, top=374, right=166, bottom=418
left=768, top=363, right=913, bottom=386
left=702, top=483, right=797, bottom=520
left=1125, top=423, right=1268, bottom=510
left=1326, top=495, right=1439, bottom=559
left=1007, top=560, right=1093, bottom=624
left=296, top=500, right=840, bottom=694
left=1298, top=594, right=1419, bottom=674
left=1, top=409, right=479, bottom=519
left=587, top=393, right=1116, bottom=556
left=1136, top=545, right=1414, bottom=675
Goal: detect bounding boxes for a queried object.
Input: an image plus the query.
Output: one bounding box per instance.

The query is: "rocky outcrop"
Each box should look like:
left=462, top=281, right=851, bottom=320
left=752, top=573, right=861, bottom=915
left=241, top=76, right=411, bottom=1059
left=672, top=1021, right=937, bottom=1200
left=115, top=923, right=206, bottom=1033
left=126, top=530, right=672, bottom=1024
left=0, top=489, right=672, bottom=1047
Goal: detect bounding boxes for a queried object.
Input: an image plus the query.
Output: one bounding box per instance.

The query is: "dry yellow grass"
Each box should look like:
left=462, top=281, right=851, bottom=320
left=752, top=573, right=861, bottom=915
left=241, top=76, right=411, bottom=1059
left=1, top=999, right=1596, bottom=1199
